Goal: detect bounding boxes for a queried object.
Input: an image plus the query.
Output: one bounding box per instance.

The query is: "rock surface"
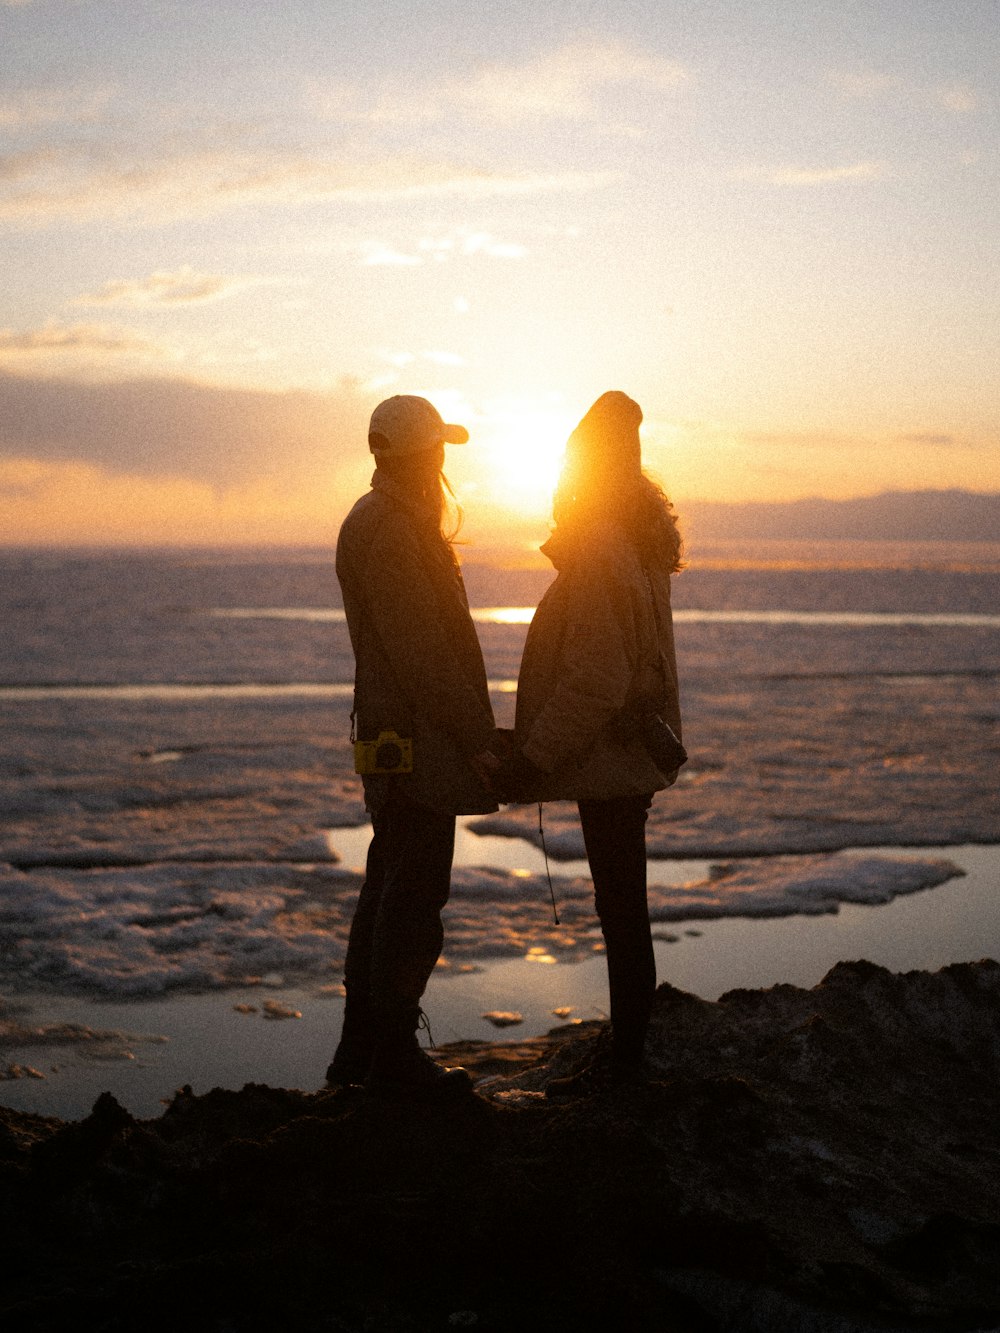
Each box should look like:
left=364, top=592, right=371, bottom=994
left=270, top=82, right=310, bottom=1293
left=1, top=959, right=999, bottom=1332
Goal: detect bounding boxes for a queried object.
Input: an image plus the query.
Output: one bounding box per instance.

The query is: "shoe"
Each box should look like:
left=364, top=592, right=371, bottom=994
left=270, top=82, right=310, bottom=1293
left=324, top=1036, right=374, bottom=1088
left=366, top=1041, right=473, bottom=1097
left=545, top=1056, right=649, bottom=1100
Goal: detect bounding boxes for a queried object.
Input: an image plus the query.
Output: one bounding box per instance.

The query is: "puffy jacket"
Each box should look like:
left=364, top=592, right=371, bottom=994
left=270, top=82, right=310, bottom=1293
left=336, top=470, right=498, bottom=815
left=514, top=520, right=682, bottom=802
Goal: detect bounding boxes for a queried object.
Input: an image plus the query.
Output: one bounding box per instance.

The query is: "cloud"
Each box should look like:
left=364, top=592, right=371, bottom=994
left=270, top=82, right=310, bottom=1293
left=302, top=79, right=439, bottom=129
left=75, top=266, right=262, bottom=308
left=701, top=427, right=971, bottom=460
left=300, top=78, right=359, bottom=121
left=358, top=243, right=422, bottom=267
left=0, top=85, right=113, bottom=129
left=826, top=69, right=901, bottom=99
left=896, top=432, right=956, bottom=447
left=303, top=38, right=688, bottom=128
left=416, top=230, right=528, bottom=262
left=0, top=320, right=158, bottom=356
left=337, top=166, right=615, bottom=203
left=736, top=429, right=861, bottom=450
left=374, top=349, right=465, bottom=370
left=827, top=68, right=979, bottom=115
left=457, top=232, right=527, bottom=259
left=756, top=161, right=885, bottom=186
left=0, top=455, right=367, bottom=546
left=352, top=229, right=529, bottom=268
left=422, top=350, right=466, bottom=367
left=454, top=37, right=689, bottom=122
left=932, top=83, right=978, bottom=114
left=0, top=368, right=374, bottom=486
left=0, top=148, right=56, bottom=182
left=377, top=350, right=416, bottom=369
left=0, top=141, right=614, bottom=225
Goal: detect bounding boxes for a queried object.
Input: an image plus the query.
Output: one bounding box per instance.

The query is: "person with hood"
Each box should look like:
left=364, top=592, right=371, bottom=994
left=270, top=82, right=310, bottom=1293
left=496, top=391, right=685, bottom=1092
left=327, top=395, right=500, bottom=1095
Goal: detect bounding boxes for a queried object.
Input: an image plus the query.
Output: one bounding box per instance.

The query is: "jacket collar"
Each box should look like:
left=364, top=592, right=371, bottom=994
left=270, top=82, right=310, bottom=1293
left=370, top=467, right=434, bottom=522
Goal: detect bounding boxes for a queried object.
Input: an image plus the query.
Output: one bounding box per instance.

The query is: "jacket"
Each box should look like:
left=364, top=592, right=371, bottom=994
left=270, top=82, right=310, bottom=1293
left=336, top=471, right=498, bottom=815
left=514, top=520, right=682, bottom=802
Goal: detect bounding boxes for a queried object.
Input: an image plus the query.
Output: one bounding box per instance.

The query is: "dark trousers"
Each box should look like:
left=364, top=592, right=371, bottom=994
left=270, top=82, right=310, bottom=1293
left=342, top=795, right=456, bottom=1037
left=578, top=793, right=656, bottom=1064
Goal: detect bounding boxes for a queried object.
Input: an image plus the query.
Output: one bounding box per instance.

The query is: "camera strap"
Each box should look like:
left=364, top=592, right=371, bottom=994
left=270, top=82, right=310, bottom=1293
left=537, top=802, right=559, bottom=925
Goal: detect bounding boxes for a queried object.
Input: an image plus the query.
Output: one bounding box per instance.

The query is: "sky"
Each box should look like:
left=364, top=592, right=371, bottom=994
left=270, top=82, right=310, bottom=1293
left=1, top=0, right=997, bottom=546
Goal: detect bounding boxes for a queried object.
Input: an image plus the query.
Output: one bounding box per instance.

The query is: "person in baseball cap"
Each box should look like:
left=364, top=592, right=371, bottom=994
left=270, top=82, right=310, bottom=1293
left=325, top=392, right=501, bottom=1099
left=367, top=395, right=469, bottom=459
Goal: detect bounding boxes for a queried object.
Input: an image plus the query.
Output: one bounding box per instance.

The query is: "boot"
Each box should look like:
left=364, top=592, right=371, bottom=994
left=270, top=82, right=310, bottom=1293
left=325, top=1035, right=374, bottom=1089
left=366, top=1005, right=472, bottom=1097
left=324, top=989, right=376, bottom=1088
left=545, top=1027, right=649, bottom=1099
left=545, top=1055, right=649, bottom=1099
left=367, top=1038, right=473, bottom=1096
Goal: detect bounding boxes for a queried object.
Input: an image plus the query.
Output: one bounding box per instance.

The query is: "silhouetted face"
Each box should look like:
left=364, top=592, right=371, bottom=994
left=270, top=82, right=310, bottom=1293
left=412, top=442, right=446, bottom=478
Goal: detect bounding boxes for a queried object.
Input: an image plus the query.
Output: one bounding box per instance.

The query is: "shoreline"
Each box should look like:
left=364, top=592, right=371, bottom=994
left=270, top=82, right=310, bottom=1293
left=2, top=840, right=998, bottom=1123
left=3, top=959, right=999, bottom=1331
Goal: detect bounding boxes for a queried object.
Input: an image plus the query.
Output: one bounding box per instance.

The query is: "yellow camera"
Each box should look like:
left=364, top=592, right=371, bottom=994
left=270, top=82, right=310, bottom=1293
left=353, top=730, right=413, bottom=775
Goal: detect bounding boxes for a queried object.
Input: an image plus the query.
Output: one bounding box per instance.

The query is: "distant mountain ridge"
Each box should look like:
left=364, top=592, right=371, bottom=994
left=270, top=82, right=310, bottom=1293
left=682, top=489, right=1000, bottom=542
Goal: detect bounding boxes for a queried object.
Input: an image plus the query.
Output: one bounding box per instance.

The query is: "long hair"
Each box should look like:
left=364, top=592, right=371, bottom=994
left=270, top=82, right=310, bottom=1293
left=552, top=462, right=685, bottom=573
left=375, top=451, right=464, bottom=545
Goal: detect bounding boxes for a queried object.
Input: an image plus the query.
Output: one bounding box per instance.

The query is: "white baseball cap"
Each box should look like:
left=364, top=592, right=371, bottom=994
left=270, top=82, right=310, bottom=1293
left=367, top=395, right=469, bottom=458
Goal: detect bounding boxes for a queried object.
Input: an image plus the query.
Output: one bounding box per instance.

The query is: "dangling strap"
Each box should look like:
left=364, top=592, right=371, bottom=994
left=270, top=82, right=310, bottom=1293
left=417, top=1008, right=436, bottom=1049
left=538, top=802, right=560, bottom=925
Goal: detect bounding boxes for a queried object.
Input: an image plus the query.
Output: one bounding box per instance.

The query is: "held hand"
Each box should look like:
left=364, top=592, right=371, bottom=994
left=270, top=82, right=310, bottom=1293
left=492, top=750, right=546, bottom=804
left=471, top=749, right=501, bottom=792
left=488, top=727, right=516, bottom=760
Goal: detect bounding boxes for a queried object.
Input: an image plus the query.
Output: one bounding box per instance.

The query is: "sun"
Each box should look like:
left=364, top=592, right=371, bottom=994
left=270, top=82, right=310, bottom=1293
left=477, top=406, right=575, bottom=516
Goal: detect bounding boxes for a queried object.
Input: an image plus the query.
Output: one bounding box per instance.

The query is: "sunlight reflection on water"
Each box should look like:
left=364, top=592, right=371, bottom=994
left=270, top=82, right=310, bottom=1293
left=205, top=606, right=1000, bottom=628
left=0, top=681, right=519, bottom=701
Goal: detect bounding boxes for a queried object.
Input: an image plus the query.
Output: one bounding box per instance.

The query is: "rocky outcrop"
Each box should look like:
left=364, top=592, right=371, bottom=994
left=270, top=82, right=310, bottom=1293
left=1, top=959, right=998, bottom=1332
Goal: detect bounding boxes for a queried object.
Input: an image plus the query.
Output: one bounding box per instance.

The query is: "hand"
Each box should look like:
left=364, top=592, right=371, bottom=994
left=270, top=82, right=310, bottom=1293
left=471, top=749, right=501, bottom=791
left=488, top=727, right=516, bottom=760
left=492, top=750, right=546, bottom=804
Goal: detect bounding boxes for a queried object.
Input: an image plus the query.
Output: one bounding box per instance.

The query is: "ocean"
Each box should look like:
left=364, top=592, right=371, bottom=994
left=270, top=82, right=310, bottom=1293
left=1, top=540, right=999, bottom=1118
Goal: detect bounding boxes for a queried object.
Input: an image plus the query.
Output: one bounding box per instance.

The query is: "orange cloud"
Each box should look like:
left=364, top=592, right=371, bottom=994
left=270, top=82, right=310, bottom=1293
left=0, top=321, right=158, bottom=356
left=0, top=368, right=372, bottom=484
left=0, top=139, right=614, bottom=226
left=0, top=455, right=375, bottom=546
left=75, top=266, right=263, bottom=308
